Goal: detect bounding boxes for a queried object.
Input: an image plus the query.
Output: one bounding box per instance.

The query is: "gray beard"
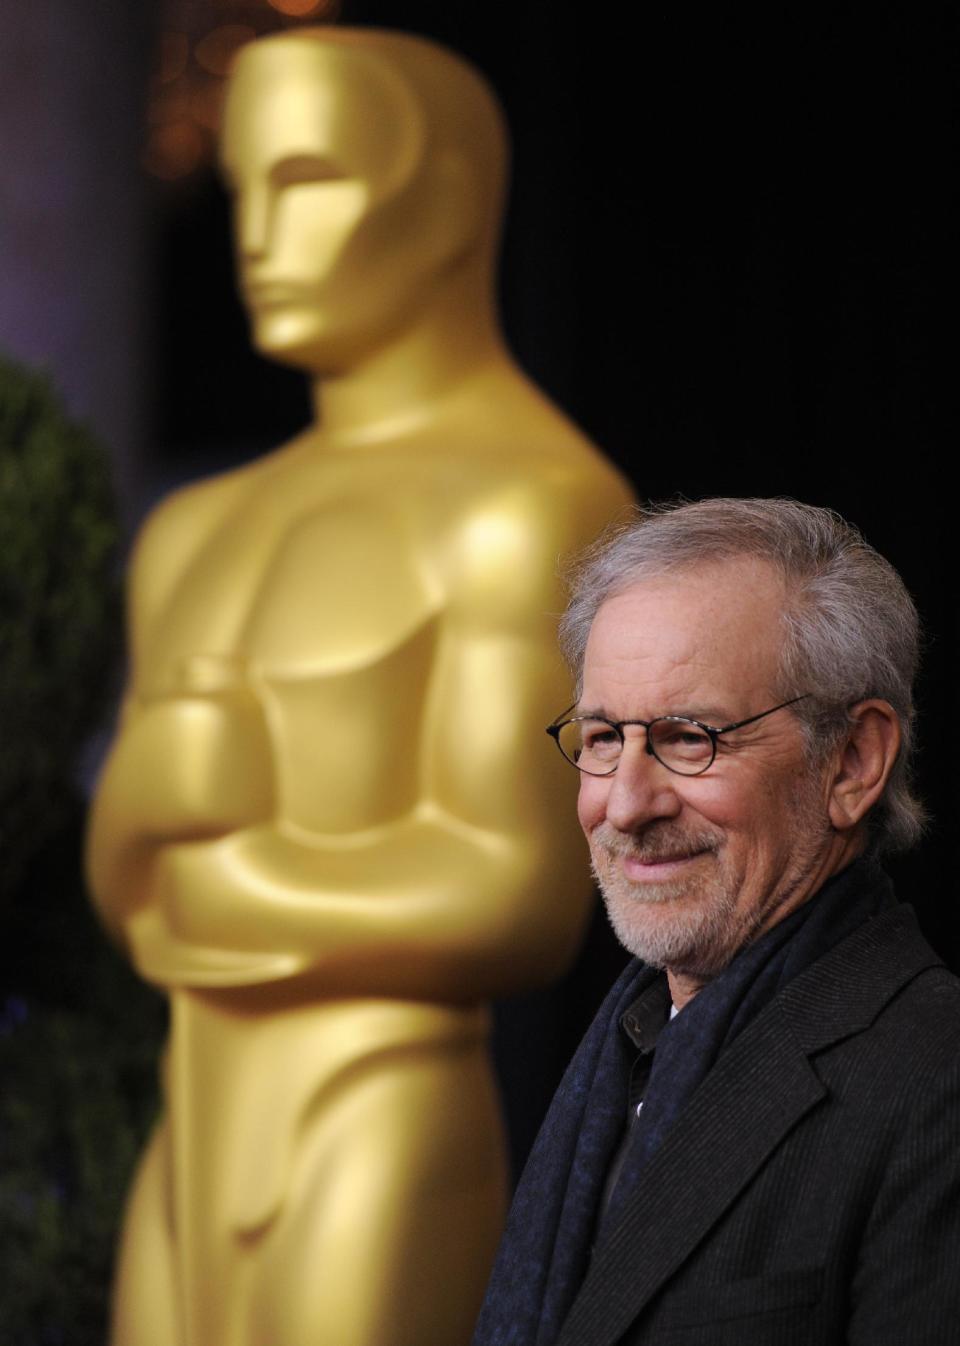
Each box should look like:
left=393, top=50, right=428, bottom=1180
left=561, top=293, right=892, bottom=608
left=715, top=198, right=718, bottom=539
left=588, top=797, right=832, bottom=978
left=589, top=823, right=736, bottom=973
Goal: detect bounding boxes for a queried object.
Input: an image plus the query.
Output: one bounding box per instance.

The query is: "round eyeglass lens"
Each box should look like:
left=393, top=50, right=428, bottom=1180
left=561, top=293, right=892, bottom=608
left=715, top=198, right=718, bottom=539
left=557, top=719, right=621, bottom=774
left=648, top=719, right=714, bottom=773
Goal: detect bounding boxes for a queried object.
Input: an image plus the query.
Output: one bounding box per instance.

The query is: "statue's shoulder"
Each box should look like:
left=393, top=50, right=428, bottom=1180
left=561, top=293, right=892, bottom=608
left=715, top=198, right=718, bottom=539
left=437, top=454, right=632, bottom=627
left=449, top=364, right=635, bottom=516
left=446, top=426, right=634, bottom=563
left=128, top=453, right=278, bottom=626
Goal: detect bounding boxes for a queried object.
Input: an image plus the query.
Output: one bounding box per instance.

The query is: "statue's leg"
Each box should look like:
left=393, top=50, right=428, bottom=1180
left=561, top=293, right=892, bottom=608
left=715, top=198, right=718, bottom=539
left=110, top=1119, right=181, bottom=1346
left=250, top=1044, right=508, bottom=1346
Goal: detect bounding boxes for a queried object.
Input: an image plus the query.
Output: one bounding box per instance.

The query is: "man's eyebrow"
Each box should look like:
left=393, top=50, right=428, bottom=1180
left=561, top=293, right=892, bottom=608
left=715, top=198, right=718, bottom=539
left=680, top=706, right=734, bottom=726
left=574, top=704, right=734, bottom=725
left=573, top=705, right=617, bottom=721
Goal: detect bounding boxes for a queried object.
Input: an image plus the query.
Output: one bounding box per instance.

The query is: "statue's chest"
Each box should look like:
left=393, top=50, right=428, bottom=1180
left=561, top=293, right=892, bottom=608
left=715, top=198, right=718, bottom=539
left=137, top=484, right=450, bottom=832
left=152, top=492, right=441, bottom=679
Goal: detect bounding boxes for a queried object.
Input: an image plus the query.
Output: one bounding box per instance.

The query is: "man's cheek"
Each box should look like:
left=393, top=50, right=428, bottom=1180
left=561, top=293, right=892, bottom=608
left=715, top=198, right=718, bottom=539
left=577, top=779, right=604, bottom=836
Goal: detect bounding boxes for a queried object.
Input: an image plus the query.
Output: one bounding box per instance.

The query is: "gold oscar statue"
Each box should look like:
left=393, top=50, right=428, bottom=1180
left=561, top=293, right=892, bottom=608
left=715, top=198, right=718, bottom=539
left=87, top=27, right=633, bottom=1346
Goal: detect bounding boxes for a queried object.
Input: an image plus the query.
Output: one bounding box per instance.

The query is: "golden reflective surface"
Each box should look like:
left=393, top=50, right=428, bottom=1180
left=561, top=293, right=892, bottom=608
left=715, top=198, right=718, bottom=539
left=87, top=28, right=633, bottom=1345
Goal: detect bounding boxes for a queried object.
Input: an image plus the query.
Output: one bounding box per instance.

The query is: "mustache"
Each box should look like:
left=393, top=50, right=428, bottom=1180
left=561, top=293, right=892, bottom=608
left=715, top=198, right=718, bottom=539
left=591, top=822, right=722, bottom=864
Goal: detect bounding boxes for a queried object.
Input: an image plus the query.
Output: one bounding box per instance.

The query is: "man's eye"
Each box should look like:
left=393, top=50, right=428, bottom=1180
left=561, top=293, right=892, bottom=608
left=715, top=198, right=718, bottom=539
left=670, top=729, right=707, bottom=746
left=652, top=723, right=713, bottom=763
left=582, top=727, right=621, bottom=758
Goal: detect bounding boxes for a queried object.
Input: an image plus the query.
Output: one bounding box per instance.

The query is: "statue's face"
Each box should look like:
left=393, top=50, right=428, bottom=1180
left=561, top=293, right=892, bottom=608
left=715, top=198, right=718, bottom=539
left=220, top=41, right=457, bottom=371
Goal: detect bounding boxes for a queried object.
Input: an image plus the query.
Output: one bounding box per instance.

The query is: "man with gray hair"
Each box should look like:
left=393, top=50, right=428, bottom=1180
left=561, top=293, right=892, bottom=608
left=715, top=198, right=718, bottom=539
left=474, top=498, right=959, bottom=1346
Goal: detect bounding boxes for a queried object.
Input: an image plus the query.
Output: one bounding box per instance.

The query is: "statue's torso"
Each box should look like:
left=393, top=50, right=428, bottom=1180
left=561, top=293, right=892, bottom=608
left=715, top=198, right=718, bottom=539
left=136, top=429, right=612, bottom=835
left=147, top=451, right=445, bottom=835
left=122, top=435, right=592, bottom=1228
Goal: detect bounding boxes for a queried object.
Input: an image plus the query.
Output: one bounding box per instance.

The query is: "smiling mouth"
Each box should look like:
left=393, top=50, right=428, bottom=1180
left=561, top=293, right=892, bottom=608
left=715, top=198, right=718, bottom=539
left=593, top=822, right=721, bottom=885
left=619, top=850, right=712, bottom=881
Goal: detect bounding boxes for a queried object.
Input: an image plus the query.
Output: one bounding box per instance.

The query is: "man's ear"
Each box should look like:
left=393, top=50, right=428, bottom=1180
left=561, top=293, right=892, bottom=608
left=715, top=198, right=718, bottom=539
left=827, top=700, right=902, bottom=833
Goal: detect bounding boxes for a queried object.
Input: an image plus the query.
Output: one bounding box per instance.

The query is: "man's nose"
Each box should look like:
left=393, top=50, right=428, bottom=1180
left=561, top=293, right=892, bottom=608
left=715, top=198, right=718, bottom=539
left=602, top=737, right=683, bottom=833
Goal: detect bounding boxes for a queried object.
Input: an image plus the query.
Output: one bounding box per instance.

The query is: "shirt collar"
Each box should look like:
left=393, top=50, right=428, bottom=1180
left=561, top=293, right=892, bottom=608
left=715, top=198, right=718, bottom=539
left=619, top=972, right=673, bottom=1052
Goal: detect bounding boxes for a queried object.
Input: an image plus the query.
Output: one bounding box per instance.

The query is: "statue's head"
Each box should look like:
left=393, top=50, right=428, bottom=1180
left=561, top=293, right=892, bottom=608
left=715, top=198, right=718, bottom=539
left=220, top=29, right=508, bottom=372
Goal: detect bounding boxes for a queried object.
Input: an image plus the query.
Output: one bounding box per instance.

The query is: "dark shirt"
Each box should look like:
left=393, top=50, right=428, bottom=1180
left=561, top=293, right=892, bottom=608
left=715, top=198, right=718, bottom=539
left=597, top=974, right=672, bottom=1225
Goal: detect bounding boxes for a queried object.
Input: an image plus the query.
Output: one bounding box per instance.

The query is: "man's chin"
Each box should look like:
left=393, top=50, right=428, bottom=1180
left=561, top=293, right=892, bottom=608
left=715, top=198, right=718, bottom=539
left=596, top=868, right=739, bottom=975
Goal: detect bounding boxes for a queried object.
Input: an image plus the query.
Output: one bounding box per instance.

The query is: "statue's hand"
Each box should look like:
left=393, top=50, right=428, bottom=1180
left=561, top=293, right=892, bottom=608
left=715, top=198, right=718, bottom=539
left=105, top=657, right=276, bottom=842
left=126, top=901, right=306, bottom=988
left=87, top=657, right=277, bottom=927
left=152, top=831, right=310, bottom=972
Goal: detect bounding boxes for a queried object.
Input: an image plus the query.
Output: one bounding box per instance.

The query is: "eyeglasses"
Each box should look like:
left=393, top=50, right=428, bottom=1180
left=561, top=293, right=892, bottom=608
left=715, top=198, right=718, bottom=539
left=546, top=696, right=809, bottom=777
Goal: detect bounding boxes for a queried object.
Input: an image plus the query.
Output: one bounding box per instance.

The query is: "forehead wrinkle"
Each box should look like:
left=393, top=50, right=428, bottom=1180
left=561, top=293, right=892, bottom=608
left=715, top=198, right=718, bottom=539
left=580, top=655, right=726, bottom=724
left=581, top=560, right=788, bottom=721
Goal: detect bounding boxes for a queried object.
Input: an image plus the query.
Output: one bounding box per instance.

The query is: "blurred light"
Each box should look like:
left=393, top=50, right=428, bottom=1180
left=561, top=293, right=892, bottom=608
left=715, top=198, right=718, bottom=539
left=191, top=81, right=227, bottom=132
left=148, top=86, right=191, bottom=126
left=145, top=0, right=341, bottom=183
left=143, top=121, right=207, bottom=181
left=156, top=31, right=190, bottom=85
left=267, top=0, right=329, bottom=16
left=194, top=24, right=256, bottom=76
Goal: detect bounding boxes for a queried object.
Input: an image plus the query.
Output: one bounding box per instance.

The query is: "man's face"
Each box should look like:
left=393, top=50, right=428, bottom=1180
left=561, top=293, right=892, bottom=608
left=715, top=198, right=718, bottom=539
left=577, top=558, right=838, bottom=980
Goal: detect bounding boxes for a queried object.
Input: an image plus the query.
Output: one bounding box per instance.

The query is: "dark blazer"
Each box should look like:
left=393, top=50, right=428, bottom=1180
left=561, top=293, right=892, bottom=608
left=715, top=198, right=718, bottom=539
left=557, top=905, right=960, bottom=1346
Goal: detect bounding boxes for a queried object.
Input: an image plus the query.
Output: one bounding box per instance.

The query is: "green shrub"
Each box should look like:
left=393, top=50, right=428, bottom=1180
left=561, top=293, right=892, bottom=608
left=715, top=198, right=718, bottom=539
left=0, top=352, right=121, bottom=895
left=0, top=353, right=163, bottom=1343
left=0, top=857, right=165, bottom=1346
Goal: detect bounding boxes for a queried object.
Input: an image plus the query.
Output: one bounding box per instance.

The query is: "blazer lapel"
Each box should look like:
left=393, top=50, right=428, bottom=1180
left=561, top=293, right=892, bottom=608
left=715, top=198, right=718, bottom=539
left=557, top=999, right=825, bottom=1346
left=557, top=905, right=941, bottom=1346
